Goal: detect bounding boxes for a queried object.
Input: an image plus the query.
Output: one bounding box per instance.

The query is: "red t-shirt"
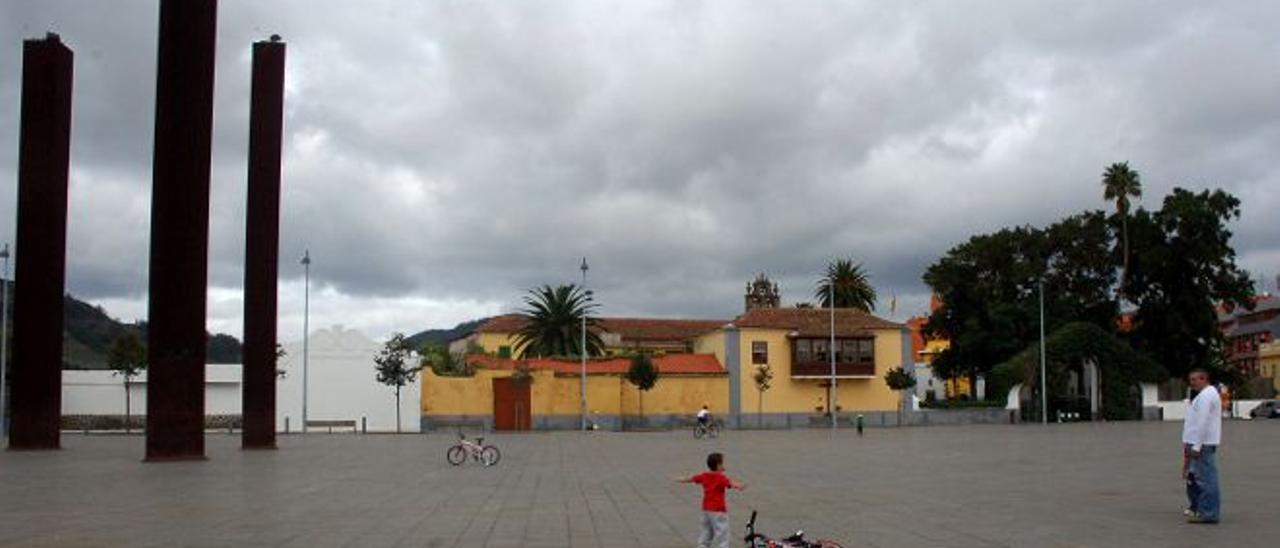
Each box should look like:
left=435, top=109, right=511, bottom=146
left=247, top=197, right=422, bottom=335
left=692, top=471, right=732, bottom=512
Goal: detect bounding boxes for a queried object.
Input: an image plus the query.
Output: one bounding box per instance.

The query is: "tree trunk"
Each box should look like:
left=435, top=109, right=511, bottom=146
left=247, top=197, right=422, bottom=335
left=395, top=386, right=401, bottom=434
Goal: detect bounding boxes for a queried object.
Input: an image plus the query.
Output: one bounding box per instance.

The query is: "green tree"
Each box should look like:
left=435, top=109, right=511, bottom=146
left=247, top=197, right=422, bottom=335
left=513, top=284, right=605, bottom=358
left=419, top=343, right=474, bottom=377
left=924, top=212, right=1118, bottom=397
left=883, top=366, right=917, bottom=426
left=625, top=353, right=660, bottom=422
left=374, top=333, right=419, bottom=433
left=816, top=259, right=877, bottom=311
left=753, top=364, right=774, bottom=428
left=1123, top=188, right=1254, bottom=379
left=106, top=332, right=147, bottom=433
left=1102, top=162, right=1142, bottom=289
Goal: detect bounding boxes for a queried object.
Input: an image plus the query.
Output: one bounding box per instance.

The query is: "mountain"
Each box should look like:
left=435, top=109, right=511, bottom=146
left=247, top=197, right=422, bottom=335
left=405, top=317, right=491, bottom=350
left=1, top=280, right=242, bottom=369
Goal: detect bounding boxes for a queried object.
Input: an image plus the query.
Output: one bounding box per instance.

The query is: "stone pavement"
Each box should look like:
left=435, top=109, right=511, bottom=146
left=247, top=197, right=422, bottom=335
left=1, top=421, right=1277, bottom=547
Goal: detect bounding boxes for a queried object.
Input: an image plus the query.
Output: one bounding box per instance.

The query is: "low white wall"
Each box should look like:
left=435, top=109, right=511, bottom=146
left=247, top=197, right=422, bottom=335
left=63, top=364, right=243, bottom=416
left=1156, top=398, right=1270, bottom=421
left=61, top=327, right=423, bottom=433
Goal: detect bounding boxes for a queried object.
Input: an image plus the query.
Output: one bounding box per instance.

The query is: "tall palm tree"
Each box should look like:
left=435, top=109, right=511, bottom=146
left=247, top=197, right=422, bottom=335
left=1102, top=162, right=1142, bottom=290
left=815, top=259, right=877, bottom=311
left=513, top=284, right=606, bottom=358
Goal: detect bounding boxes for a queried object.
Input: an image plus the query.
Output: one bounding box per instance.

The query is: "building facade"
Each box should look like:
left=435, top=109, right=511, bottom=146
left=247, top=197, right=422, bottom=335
left=426, top=306, right=911, bottom=430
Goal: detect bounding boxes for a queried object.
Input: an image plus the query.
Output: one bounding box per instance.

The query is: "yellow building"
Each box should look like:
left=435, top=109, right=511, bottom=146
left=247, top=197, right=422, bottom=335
left=1260, top=342, right=1280, bottom=396
left=423, top=307, right=910, bottom=430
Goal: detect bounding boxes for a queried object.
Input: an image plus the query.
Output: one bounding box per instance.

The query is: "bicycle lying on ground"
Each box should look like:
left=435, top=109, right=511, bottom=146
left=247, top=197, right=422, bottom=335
left=693, top=419, right=721, bottom=439
left=446, top=432, right=500, bottom=466
left=744, top=510, right=845, bottom=548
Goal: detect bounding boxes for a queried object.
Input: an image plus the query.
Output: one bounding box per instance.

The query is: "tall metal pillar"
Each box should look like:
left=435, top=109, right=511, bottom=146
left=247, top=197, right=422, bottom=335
left=241, top=36, right=286, bottom=449
left=8, top=34, right=73, bottom=450
left=145, top=0, right=218, bottom=460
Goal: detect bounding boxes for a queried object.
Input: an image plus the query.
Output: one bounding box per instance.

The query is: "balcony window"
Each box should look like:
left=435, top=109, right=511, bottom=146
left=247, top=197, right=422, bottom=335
left=791, top=337, right=875, bottom=377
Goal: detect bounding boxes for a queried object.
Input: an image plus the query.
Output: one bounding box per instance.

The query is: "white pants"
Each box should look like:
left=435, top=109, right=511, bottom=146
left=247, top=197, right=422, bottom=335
left=698, top=511, right=729, bottom=548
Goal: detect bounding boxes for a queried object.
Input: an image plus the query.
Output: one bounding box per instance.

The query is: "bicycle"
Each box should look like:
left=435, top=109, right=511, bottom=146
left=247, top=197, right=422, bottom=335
left=446, top=432, right=500, bottom=466
left=693, top=419, right=721, bottom=439
left=744, top=510, right=844, bottom=548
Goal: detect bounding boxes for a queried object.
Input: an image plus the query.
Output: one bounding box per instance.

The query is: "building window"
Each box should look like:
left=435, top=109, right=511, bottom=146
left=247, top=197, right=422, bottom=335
left=498, top=346, right=512, bottom=358
left=752, top=341, right=768, bottom=364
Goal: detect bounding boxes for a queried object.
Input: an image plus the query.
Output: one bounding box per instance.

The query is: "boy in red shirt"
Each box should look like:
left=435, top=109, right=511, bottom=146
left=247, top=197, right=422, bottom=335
left=675, top=452, right=746, bottom=548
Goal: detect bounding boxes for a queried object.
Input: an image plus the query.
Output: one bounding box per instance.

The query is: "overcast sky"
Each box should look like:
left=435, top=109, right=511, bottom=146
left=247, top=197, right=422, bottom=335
left=2, top=1, right=1278, bottom=342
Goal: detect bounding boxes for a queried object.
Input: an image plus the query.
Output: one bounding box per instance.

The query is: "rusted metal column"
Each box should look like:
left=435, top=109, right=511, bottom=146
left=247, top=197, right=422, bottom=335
left=8, top=34, right=74, bottom=450
left=145, top=0, right=218, bottom=461
left=241, top=37, right=286, bottom=450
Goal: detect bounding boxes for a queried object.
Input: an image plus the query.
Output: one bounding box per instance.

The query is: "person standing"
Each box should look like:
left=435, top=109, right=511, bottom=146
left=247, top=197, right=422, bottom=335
left=675, top=452, right=746, bottom=548
left=1181, top=369, right=1221, bottom=524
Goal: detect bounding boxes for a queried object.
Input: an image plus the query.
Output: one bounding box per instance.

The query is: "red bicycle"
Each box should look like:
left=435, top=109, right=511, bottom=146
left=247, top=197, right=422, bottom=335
left=744, top=510, right=845, bottom=548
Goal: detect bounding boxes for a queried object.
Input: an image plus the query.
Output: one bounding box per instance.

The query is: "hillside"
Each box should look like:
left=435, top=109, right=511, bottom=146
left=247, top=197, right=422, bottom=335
left=405, top=317, right=491, bottom=350
left=1, top=280, right=242, bottom=369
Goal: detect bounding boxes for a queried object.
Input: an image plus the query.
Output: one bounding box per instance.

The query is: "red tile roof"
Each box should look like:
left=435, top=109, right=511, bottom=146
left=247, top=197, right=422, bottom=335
left=732, top=307, right=903, bottom=337
left=465, top=353, right=725, bottom=375
left=475, top=314, right=727, bottom=342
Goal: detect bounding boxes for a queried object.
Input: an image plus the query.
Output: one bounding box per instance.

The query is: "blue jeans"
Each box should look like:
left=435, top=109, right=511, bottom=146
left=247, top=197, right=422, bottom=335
left=1185, top=445, right=1219, bottom=522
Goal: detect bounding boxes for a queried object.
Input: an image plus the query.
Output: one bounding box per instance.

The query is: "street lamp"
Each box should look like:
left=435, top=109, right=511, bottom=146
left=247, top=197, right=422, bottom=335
left=1, top=243, right=9, bottom=438
left=301, top=249, right=311, bottom=433
left=1038, top=278, right=1048, bottom=424
left=829, top=282, right=837, bottom=430
left=580, top=257, right=588, bottom=432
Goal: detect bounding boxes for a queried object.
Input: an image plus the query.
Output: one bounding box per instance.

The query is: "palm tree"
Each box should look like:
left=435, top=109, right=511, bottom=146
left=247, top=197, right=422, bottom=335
left=513, top=284, right=605, bottom=358
left=1102, top=162, right=1142, bottom=290
left=815, top=259, right=877, bottom=311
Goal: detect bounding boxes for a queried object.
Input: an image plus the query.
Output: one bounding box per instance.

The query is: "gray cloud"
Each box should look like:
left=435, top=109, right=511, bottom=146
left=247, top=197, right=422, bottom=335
left=2, top=1, right=1277, bottom=340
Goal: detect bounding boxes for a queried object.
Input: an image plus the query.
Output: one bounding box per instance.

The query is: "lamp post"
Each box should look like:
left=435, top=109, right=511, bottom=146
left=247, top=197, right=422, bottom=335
left=0, top=243, right=9, bottom=438
left=580, top=257, right=589, bottom=431
left=1039, top=278, right=1047, bottom=424
left=581, top=257, right=588, bottom=432
left=829, top=282, right=837, bottom=430
left=301, top=249, right=311, bottom=433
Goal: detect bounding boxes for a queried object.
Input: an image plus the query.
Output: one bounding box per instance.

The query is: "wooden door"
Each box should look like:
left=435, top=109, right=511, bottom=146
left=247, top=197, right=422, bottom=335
left=493, top=377, right=531, bottom=431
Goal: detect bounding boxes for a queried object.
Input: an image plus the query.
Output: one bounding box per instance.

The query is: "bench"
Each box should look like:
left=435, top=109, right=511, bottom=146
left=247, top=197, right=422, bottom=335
left=306, top=419, right=357, bottom=434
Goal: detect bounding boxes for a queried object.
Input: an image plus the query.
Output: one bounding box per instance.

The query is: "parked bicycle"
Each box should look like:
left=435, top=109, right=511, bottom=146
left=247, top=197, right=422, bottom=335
left=446, top=432, right=500, bottom=466
left=744, top=510, right=845, bottom=548
left=693, top=419, right=721, bottom=439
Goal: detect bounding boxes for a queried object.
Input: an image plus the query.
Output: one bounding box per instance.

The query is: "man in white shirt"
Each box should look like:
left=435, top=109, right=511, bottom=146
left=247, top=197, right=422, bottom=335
left=1181, top=369, right=1221, bottom=524
left=696, top=405, right=710, bottom=427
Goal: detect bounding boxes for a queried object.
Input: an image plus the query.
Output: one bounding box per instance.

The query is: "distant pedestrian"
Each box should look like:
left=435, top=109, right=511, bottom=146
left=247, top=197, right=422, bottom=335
left=856, top=414, right=864, bottom=436
left=675, top=452, right=746, bottom=548
left=1182, top=368, right=1221, bottom=524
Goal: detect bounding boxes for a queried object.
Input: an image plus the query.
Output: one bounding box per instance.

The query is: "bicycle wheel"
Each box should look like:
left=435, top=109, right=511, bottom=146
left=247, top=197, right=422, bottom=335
left=481, top=446, right=501, bottom=466
left=708, top=423, right=720, bottom=438
left=446, top=445, right=467, bottom=465
left=693, top=425, right=705, bottom=439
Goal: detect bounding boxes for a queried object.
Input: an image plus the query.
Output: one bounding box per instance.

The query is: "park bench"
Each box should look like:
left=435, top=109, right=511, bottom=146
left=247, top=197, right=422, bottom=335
left=306, top=419, right=357, bottom=434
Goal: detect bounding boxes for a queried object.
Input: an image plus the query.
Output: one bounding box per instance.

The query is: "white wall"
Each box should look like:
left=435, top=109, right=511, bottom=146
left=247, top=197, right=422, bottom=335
left=61, top=326, right=422, bottom=433
left=62, top=364, right=243, bottom=416
left=276, top=325, right=421, bottom=433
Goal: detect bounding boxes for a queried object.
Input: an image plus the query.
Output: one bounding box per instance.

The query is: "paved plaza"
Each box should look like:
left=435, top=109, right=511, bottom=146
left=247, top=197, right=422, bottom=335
left=1, top=421, right=1276, bottom=547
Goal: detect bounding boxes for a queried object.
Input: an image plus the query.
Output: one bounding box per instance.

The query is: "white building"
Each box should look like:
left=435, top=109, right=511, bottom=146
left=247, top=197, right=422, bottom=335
left=60, top=325, right=421, bottom=433
left=276, top=325, right=421, bottom=433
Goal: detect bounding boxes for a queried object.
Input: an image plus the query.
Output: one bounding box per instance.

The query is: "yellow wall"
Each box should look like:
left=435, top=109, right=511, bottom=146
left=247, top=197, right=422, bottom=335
left=421, top=367, right=729, bottom=418
left=1261, top=343, right=1280, bottom=395
left=734, top=327, right=902, bottom=414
